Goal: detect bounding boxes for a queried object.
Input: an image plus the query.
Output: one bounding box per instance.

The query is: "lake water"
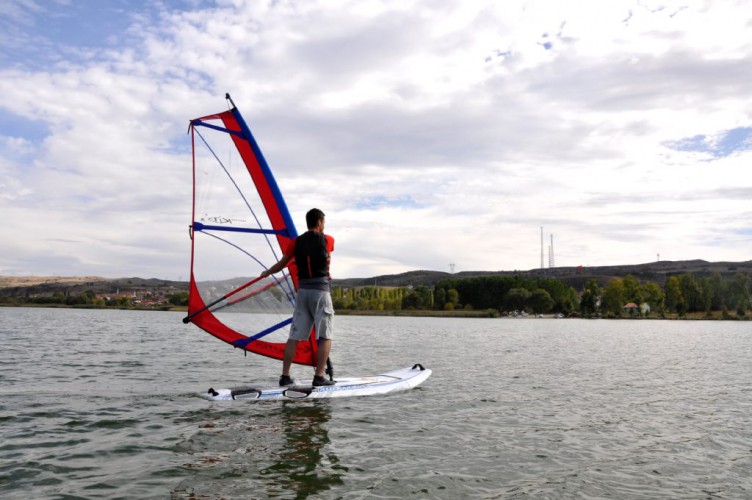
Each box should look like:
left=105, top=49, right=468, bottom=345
left=1, top=307, right=750, bottom=499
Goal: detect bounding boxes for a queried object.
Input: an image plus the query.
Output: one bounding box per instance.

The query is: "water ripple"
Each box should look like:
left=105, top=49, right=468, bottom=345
left=1, top=310, right=751, bottom=498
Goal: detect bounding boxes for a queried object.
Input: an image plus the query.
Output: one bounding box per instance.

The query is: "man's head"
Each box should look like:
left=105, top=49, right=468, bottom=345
left=306, top=208, right=325, bottom=230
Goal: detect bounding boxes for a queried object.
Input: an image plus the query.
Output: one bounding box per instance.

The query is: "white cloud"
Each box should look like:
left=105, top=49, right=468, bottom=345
left=0, top=0, right=750, bottom=279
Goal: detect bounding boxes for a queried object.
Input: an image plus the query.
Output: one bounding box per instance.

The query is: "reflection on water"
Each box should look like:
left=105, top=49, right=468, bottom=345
left=173, top=402, right=343, bottom=499
left=263, top=403, right=344, bottom=499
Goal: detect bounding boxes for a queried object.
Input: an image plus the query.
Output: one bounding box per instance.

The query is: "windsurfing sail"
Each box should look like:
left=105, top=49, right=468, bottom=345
left=184, top=94, right=318, bottom=367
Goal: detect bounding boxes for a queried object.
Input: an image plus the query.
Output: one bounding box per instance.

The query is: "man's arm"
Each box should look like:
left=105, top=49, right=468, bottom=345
left=260, top=254, right=292, bottom=278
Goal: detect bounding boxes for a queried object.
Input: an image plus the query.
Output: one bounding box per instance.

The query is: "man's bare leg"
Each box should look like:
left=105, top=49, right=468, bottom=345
left=315, top=338, right=332, bottom=377
left=282, top=339, right=299, bottom=376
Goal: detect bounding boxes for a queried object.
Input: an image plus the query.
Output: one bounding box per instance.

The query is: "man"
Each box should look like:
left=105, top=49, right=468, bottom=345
left=260, top=208, right=336, bottom=387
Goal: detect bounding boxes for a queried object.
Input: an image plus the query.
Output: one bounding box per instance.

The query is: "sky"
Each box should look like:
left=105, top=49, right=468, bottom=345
left=0, top=0, right=750, bottom=281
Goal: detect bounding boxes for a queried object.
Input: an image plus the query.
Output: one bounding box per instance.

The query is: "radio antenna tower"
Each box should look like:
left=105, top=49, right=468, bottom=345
left=540, top=227, right=544, bottom=269
left=548, top=234, right=555, bottom=268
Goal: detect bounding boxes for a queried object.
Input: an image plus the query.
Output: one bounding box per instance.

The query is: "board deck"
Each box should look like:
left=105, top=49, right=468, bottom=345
left=204, top=364, right=431, bottom=401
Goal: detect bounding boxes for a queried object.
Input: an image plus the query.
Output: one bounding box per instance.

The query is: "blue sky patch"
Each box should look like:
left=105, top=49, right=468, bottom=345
left=0, top=109, right=50, bottom=144
left=665, top=126, right=752, bottom=158
left=0, top=0, right=213, bottom=68
left=539, top=32, right=553, bottom=50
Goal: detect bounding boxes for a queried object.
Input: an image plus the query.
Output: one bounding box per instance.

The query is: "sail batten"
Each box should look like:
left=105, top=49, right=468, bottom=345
left=232, top=318, right=295, bottom=348
left=186, top=98, right=317, bottom=367
left=193, top=223, right=285, bottom=235
left=192, top=120, right=244, bottom=138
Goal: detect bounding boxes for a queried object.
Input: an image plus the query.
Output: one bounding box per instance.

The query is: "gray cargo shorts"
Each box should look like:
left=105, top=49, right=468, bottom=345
left=288, top=289, right=334, bottom=341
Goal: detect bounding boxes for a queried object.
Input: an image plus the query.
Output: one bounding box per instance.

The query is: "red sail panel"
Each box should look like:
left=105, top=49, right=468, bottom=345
left=187, top=277, right=315, bottom=364
left=186, top=103, right=317, bottom=366
left=216, top=109, right=302, bottom=289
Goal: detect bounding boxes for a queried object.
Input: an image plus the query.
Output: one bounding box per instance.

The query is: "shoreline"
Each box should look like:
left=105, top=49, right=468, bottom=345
left=2, top=303, right=748, bottom=320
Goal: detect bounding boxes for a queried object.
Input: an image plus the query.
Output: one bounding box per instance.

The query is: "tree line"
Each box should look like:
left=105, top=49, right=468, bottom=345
left=579, top=273, right=751, bottom=318
left=0, top=290, right=188, bottom=309
left=333, top=272, right=751, bottom=318
left=3, top=272, right=749, bottom=318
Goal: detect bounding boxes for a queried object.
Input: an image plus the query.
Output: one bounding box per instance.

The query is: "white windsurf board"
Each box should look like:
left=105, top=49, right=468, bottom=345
left=204, top=364, right=431, bottom=401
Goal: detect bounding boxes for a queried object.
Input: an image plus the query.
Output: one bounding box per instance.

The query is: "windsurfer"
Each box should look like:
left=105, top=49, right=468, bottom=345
left=260, top=208, right=336, bottom=387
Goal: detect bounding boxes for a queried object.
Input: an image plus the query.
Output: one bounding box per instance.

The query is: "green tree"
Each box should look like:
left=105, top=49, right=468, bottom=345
left=701, top=273, right=727, bottom=311
left=434, top=287, right=446, bottom=310
left=369, top=297, right=384, bottom=311
left=415, top=286, right=433, bottom=309
left=602, top=277, right=626, bottom=316
left=437, top=276, right=534, bottom=310
left=622, top=275, right=643, bottom=304
left=580, top=279, right=600, bottom=317
left=537, top=278, right=579, bottom=314
left=447, top=289, right=460, bottom=308
left=169, top=292, right=189, bottom=306
left=641, top=282, right=664, bottom=313
left=503, top=288, right=531, bottom=312
left=400, top=286, right=432, bottom=310
left=80, top=290, right=96, bottom=304
left=401, top=292, right=421, bottom=310
left=679, top=274, right=703, bottom=312
left=664, top=276, right=685, bottom=315
left=561, top=287, right=580, bottom=315
left=728, top=272, right=750, bottom=316
left=332, top=287, right=354, bottom=310
left=529, top=288, right=554, bottom=314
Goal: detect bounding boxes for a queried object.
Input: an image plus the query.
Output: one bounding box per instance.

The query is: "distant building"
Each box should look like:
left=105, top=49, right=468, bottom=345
left=623, top=302, right=639, bottom=314
left=622, top=302, right=650, bottom=315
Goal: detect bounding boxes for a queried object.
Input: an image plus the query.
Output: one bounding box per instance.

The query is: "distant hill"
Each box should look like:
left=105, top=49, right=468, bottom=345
left=1, top=259, right=750, bottom=298
left=330, top=259, right=752, bottom=289
left=0, top=277, right=188, bottom=298
left=0, top=276, right=107, bottom=288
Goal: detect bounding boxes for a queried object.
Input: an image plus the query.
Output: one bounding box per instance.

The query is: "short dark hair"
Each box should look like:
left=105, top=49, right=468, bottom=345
left=306, top=208, right=325, bottom=229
